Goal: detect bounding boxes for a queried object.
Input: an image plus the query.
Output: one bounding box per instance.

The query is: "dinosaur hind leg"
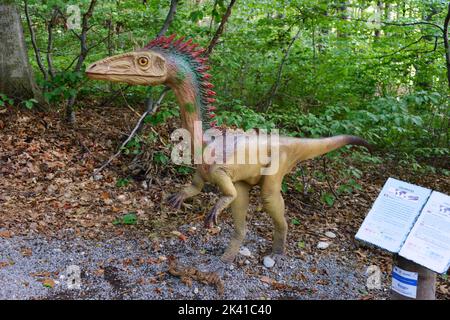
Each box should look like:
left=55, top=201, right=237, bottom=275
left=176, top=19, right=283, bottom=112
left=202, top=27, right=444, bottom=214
left=221, top=181, right=251, bottom=263
left=261, top=182, right=287, bottom=255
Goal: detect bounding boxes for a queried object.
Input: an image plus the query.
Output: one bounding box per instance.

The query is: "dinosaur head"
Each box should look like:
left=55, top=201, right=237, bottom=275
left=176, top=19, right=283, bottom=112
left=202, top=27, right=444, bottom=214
left=87, top=34, right=218, bottom=129
left=86, top=50, right=168, bottom=86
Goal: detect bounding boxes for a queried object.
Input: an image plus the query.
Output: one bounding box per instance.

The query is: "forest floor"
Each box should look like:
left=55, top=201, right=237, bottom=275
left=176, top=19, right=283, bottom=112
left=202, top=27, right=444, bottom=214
left=0, top=104, right=449, bottom=300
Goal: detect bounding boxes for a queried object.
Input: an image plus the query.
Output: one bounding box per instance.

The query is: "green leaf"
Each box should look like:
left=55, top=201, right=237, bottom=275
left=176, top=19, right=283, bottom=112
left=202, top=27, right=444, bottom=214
left=122, top=213, right=137, bottom=225
left=321, top=193, right=335, bottom=207
left=291, top=218, right=301, bottom=225
left=116, top=178, right=131, bottom=188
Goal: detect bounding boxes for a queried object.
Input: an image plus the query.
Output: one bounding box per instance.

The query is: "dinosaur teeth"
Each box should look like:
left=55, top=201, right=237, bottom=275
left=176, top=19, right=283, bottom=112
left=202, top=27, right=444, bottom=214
left=206, top=90, right=216, bottom=96
left=206, top=98, right=216, bottom=103
left=210, top=120, right=218, bottom=127
left=207, top=106, right=216, bottom=111
left=208, top=113, right=216, bottom=119
left=202, top=73, right=212, bottom=80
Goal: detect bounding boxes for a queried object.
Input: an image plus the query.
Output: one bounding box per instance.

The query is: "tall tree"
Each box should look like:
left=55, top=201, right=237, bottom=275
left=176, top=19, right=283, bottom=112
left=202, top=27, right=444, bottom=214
left=0, top=0, right=43, bottom=103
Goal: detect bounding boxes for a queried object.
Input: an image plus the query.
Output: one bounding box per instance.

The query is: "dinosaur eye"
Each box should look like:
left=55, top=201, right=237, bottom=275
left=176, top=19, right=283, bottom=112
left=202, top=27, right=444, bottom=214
left=138, top=57, right=149, bottom=66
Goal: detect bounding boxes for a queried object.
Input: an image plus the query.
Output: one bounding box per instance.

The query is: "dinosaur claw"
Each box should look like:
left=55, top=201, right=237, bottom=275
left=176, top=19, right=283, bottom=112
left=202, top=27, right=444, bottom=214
left=167, top=193, right=184, bottom=210
left=204, top=211, right=217, bottom=229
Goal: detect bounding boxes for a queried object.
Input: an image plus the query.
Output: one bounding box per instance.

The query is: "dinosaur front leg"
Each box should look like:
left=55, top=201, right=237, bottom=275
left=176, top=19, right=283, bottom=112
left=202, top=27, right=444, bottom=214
left=167, top=170, right=205, bottom=209
left=204, top=170, right=237, bottom=228
left=221, top=182, right=251, bottom=263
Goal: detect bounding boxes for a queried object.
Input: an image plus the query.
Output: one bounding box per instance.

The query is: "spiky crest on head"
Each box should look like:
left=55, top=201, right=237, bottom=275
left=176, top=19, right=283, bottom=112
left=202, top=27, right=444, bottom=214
left=145, top=34, right=218, bottom=129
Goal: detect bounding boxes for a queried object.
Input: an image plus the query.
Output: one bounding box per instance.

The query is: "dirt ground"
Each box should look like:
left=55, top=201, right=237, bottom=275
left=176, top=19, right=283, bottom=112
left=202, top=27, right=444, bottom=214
left=0, top=105, right=449, bottom=300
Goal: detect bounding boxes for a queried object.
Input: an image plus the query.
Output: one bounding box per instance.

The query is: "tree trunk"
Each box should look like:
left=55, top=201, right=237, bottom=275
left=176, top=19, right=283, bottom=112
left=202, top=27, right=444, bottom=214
left=443, top=2, right=450, bottom=90
left=0, top=1, right=43, bottom=103
left=391, top=255, right=436, bottom=300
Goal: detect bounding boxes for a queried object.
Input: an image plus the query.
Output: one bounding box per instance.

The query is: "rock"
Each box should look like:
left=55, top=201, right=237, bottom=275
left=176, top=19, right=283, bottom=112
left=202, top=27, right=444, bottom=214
left=46, top=184, right=58, bottom=194
left=92, top=174, right=103, bottom=181
left=239, top=247, right=251, bottom=257
left=194, top=287, right=199, bottom=294
left=263, top=256, right=275, bottom=268
left=325, top=231, right=336, bottom=239
left=245, top=260, right=251, bottom=265
left=117, top=194, right=127, bottom=202
left=317, top=241, right=330, bottom=250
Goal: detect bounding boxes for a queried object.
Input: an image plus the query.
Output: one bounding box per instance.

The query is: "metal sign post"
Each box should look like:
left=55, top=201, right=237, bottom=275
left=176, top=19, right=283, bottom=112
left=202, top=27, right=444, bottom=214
left=391, top=255, right=436, bottom=300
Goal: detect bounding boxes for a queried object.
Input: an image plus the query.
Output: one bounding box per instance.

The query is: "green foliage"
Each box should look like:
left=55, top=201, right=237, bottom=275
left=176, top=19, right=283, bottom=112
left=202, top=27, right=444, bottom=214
left=153, top=151, right=170, bottom=166
left=0, top=94, right=13, bottom=107
left=145, top=107, right=179, bottom=126
left=321, top=192, right=335, bottom=207
left=122, top=137, right=142, bottom=155
left=23, top=99, right=38, bottom=110
left=176, top=165, right=194, bottom=175
left=17, top=0, right=449, bottom=171
left=113, top=212, right=137, bottom=225
left=116, top=177, right=131, bottom=188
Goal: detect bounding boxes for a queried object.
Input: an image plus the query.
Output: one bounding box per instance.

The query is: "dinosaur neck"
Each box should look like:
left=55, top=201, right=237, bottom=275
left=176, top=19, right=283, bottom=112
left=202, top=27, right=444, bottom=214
left=164, top=54, right=216, bottom=150
left=144, top=35, right=218, bottom=156
left=169, top=71, right=205, bottom=149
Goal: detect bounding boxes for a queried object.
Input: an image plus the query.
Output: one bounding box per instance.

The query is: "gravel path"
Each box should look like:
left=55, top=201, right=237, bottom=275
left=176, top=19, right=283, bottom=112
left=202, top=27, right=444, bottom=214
left=0, top=223, right=389, bottom=300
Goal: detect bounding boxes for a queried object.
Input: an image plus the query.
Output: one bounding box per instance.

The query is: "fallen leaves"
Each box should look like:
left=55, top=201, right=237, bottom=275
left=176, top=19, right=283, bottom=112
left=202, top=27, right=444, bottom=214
left=20, top=247, right=32, bottom=257
left=171, top=230, right=188, bottom=242
left=0, top=230, right=12, bottom=238
left=168, top=256, right=224, bottom=296
left=260, top=275, right=311, bottom=294
left=42, top=278, right=55, bottom=288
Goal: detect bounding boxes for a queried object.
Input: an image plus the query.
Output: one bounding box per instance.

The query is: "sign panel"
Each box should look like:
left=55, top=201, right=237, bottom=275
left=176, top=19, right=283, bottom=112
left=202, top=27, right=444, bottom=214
left=399, top=191, right=450, bottom=274
left=356, top=178, right=431, bottom=253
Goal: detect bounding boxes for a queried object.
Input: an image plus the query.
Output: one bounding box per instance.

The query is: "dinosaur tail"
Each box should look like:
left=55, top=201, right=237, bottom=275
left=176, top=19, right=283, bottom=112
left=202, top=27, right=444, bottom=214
left=295, top=135, right=372, bottom=161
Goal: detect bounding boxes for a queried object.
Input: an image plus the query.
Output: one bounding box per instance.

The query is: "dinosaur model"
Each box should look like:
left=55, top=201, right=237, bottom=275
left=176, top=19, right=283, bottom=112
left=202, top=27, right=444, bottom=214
left=86, top=34, right=371, bottom=263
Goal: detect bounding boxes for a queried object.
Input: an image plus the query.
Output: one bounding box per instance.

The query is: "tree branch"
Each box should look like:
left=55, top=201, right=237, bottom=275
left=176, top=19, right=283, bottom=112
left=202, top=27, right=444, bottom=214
left=46, top=7, right=59, bottom=79
left=443, top=2, right=450, bottom=89
left=206, top=0, right=237, bottom=56
left=24, top=0, right=48, bottom=80
left=157, top=0, right=178, bottom=37
left=262, top=28, right=302, bottom=112
left=66, top=0, right=97, bottom=123
left=93, top=87, right=170, bottom=176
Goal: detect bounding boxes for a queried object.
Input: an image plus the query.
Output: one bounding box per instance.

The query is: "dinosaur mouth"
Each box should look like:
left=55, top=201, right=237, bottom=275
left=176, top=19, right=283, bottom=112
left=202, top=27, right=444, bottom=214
left=86, top=72, right=163, bottom=85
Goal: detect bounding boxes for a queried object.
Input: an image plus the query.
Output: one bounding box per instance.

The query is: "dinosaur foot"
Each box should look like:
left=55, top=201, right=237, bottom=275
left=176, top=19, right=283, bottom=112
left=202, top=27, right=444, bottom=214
left=204, top=208, right=219, bottom=229
left=220, top=251, right=237, bottom=264
left=167, top=193, right=184, bottom=210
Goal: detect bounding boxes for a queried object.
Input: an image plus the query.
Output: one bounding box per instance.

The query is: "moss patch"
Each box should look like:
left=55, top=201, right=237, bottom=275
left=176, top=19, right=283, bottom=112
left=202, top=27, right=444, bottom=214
left=185, top=102, right=196, bottom=113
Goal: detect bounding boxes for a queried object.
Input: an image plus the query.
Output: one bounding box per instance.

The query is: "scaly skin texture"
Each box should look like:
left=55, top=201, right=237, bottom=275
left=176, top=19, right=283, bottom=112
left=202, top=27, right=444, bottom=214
left=86, top=35, right=371, bottom=263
